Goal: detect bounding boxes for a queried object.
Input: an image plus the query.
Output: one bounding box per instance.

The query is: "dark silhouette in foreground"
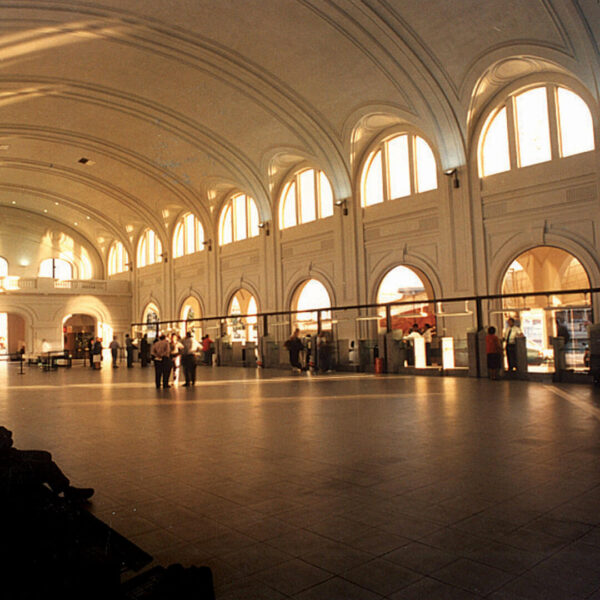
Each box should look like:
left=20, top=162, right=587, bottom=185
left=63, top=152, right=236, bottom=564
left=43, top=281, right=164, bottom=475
left=0, top=427, right=214, bottom=599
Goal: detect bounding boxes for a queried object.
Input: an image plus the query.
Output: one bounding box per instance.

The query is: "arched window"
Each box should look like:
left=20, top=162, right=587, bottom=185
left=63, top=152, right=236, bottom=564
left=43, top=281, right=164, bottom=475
left=39, top=258, right=73, bottom=279
left=219, top=194, right=259, bottom=245
left=173, top=213, right=204, bottom=258
left=0, top=257, right=7, bottom=277
left=479, top=85, right=595, bottom=177
left=279, top=168, right=334, bottom=229
left=291, top=279, right=332, bottom=332
left=137, top=229, right=163, bottom=267
left=108, top=241, right=129, bottom=275
left=362, top=134, right=438, bottom=207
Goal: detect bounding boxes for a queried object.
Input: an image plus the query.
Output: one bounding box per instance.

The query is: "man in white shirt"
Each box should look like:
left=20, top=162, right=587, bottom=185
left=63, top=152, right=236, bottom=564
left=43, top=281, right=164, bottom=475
left=181, top=331, right=199, bottom=386
left=503, top=318, right=523, bottom=371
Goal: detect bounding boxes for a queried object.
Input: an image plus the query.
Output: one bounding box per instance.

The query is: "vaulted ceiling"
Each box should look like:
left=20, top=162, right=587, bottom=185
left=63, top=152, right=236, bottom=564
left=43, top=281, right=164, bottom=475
left=0, top=1, right=598, bottom=258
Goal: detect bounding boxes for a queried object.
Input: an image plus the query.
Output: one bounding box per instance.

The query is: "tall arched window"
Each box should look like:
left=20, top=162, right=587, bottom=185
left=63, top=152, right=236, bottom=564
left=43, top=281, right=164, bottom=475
left=173, top=213, right=204, bottom=258
left=39, top=258, right=73, bottom=279
left=219, top=194, right=259, bottom=246
left=362, top=134, right=438, bottom=207
left=108, top=241, right=129, bottom=275
left=479, top=85, right=595, bottom=177
left=279, top=168, right=334, bottom=229
left=137, top=229, right=163, bottom=267
left=0, top=257, right=7, bottom=277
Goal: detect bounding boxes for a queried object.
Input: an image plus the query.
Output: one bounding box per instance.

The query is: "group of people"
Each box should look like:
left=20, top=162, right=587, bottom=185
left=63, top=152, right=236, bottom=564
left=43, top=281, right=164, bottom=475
left=284, top=328, right=333, bottom=374
left=84, top=332, right=214, bottom=386
left=151, top=332, right=214, bottom=389
left=485, top=317, right=526, bottom=379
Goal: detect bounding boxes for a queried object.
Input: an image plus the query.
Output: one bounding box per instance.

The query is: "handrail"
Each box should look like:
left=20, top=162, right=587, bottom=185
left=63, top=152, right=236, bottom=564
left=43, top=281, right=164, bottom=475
left=130, top=286, right=599, bottom=329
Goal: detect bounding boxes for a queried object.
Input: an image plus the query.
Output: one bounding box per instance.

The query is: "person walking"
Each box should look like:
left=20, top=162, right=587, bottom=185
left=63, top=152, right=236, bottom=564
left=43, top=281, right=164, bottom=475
left=486, top=326, right=503, bottom=380
left=181, top=331, right=199, bottom=386
left=151, top=334, right=172, bottom=389
left=109, top=336, right=120, bottom=368
left=285, top=328, right=305, bottom=373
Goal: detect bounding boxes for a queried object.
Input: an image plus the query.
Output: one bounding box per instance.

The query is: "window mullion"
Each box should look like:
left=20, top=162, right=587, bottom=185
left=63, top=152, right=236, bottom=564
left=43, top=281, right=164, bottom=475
left=231, top=201, right=236, bottom=242
left=295, top=175, right=302, bottom=225
left=408, top=135, right=416, bottom=194
left=382, top=143, right=391, bottom=202
left=314, top=171, right=320, bottom=218
left=546, top=85, right=560, bottom=159
left=506, top=99, right=518, bottom=169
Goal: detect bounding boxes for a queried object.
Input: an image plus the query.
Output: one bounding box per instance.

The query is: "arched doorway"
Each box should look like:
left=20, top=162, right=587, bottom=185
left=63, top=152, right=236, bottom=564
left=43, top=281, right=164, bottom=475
left=291, top=279, right=332, bottom=333
left=501, top=246, right=591, bottom=371
left=63, top=314, right=96, bottom=358
left=0, top=313, right=26, bottom=355
left=227, top=290, right=258, bottom=343
left=179, top=296, right=202, bottom=340
left=376, top=266, right=435, bottom=334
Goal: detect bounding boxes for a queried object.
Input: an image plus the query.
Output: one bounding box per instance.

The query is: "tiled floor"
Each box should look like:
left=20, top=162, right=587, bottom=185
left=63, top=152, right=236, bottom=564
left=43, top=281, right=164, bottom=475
left=2, top=360, right=600, bottom=599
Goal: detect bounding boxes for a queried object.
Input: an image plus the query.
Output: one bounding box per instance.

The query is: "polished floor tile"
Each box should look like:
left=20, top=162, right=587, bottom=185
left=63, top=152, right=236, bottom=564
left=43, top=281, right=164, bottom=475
left=2, top=362, right=600, bottom=598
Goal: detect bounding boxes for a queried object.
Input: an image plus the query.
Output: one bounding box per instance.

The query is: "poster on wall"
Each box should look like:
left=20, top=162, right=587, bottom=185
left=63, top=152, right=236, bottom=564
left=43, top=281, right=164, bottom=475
left=520, top=309, right=545, bottom=348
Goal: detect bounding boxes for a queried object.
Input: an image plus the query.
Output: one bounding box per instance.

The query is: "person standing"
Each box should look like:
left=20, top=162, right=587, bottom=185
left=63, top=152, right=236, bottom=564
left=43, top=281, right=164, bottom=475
left=86, top=336, right=94, bottom=368
left=170, top=333, right=183, bottom=384
left=151, top=334, right=172, bottom=389
left=92, top=337, right=103, bottom=369
left=422, top=323, right=435, bottom=365
left=503, top=317, right=522, bottom=372
left=486, top=326, right=503, bottom=380
left=125, top=334, right=136, bottom=368
left=109, top=336, right=120, bottom=368
left=285, top=328, right=305, bottom=373
left=202, top=334, right=214, bottom=366
left=181, top=332, right=199, bottom=386
left=140, top=334, right=150, bottom=368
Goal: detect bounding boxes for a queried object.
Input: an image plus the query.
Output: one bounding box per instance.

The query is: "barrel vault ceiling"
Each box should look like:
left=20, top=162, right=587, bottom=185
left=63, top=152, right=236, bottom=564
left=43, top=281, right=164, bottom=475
left=0, top=0, right=597, bottom=259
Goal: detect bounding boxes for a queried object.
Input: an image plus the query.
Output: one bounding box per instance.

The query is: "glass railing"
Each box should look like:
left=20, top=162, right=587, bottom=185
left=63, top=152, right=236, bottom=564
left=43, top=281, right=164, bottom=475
left=130, top=287, right=597, bottom=377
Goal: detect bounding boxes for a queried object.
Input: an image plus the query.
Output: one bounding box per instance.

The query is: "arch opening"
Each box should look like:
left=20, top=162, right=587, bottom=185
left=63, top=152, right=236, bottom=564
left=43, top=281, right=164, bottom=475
left=291, top=279, right=332, bottom=334
left=63, top=314, right=96, bottom=358
left=500, top=246, right=591, bottom=371
left=227, top=289, right=258, bottom=343
left=179, top=296, right=202, bottom=340
left=141, top=303, right=160, bottom=342
left=376, top=266, right=436, bottom=335
left=0, top=313, right=25, bottom=356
